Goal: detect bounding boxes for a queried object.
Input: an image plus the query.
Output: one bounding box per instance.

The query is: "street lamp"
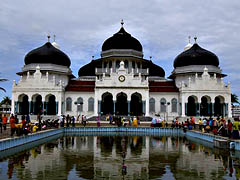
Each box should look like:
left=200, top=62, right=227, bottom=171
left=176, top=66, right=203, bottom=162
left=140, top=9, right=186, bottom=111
left=161, top=102, right=170, bottom=122
left=74, top=101, right=83, bottom=120
left=166, top=102, right=170, bottom=122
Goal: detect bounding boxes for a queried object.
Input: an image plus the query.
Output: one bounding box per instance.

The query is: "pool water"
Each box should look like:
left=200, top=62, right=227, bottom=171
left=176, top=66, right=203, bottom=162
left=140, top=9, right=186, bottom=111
left=0, top=135, right=239, bottom=180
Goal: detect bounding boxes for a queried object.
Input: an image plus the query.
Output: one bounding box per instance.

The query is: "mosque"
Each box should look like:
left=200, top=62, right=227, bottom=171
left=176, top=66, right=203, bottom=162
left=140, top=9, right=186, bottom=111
left=11, top=22, right=232, bottom=120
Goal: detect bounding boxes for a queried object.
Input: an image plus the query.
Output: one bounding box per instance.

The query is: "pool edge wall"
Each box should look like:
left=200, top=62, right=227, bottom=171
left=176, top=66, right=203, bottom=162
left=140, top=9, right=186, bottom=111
left=0, top=127, right=240, bottom=152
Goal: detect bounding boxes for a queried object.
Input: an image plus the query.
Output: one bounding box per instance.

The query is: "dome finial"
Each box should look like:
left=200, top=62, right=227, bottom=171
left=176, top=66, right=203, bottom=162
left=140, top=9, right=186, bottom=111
left=121, top=19, right=124, bottom=27
left=47, top=34, right=51, bottom=42
left=188, top=36, right=191, bottom=43
left=150, top=56, right=152, bottom=60
left=194, top=36, right=197, bottom=44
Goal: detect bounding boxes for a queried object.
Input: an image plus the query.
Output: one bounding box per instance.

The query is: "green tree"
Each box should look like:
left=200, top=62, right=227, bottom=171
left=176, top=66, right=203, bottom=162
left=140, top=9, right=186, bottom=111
left=231, top=93, right=239, bottom=105
left=0, top=77, right=8, bottom=92
left=0, top=96, right=11, bottom=106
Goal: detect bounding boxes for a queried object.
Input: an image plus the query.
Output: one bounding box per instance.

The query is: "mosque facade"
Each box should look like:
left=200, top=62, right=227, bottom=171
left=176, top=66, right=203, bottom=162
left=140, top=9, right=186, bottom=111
left=11, top=23, right=232, bottom=120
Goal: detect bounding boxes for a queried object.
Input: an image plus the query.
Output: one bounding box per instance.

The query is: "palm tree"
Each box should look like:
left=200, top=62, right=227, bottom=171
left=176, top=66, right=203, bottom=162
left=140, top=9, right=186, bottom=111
left=0, top=96, right=11, bottom=106
left=0, top=78, right=8, bottom=92
left=231, top=93, right=239, bottom=106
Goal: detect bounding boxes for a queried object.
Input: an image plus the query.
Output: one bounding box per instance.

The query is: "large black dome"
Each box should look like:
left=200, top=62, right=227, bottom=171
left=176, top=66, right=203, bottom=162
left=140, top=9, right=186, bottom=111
left=102, top=27, right=143, bottom=52
left=78, top=59, right=165, bottom=78
left=25, top=42, right=71, bottom=67
left=174, top=43, right=219, bottom=68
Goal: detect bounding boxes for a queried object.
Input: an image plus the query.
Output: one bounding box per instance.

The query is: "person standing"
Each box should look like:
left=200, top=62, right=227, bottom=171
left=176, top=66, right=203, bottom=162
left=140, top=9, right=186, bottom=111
left=59, top=115, right=64, bottom=128
left=26, top=114, right=30, bottom=124
left=82, top=116, right=87, bottom=127
left=10, top=114, right=15, bottom=137
left=14, top=115, right=19, bottom=124
left=2, top=114, right=8, bottom=131
left=37, top=114, right=42, bottom=131
left=66, top=114, right=70, bottom=127
left=0, top=115, right=2, bottom=133
left=227, top=120, right=233, bottom=138
left=233, top=118, right=239, bottom=139
left=71, top=116, right=75, bottom=127
left=96, top=116, right=100, bottom=127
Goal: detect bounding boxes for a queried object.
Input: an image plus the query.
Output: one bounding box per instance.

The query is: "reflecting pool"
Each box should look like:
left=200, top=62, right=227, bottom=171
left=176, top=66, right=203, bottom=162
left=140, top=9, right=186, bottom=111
left=0, top=135, right=239, bottom=179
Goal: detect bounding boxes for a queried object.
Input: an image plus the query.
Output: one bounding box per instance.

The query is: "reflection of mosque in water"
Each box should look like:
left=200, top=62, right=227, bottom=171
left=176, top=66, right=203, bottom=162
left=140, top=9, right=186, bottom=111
left=4, top=136, right=240, bottom=179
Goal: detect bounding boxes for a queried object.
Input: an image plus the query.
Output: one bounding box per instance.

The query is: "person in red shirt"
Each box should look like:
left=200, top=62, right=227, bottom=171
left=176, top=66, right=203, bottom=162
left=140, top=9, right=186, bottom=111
left=2, top=114, right=8, bottom=131
left=227, top=120, right=233, bottom=138
left=9, top=114, right=15, bottom=136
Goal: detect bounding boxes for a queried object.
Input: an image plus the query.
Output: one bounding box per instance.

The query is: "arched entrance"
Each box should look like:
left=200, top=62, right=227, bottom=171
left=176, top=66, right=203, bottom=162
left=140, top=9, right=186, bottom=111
left=101, top=93, right=113, bottom=115
left=18, top=94, right=29, bottom=115
left=46, top=95, right=56, bottom=115
left=214, top=96, right=224, bottom=117
left=130, top=93, right=142, bottom=116
left=116, top=92, right=128, bottom=115
left=187, top=96, right=197, bottom=116
left=200, top=96, right=210, bottom=116
left=33, top=95, right=43, bottom=115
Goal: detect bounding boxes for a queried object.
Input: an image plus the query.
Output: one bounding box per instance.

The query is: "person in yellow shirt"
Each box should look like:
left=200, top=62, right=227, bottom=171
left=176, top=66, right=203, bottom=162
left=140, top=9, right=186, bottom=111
left=198, top=118, right=203, bottom=131
left=233, top=118, right=240, bottom=139
left=132, top=117, right=138, bottom=127
left=162, top=120, right=165, bottom=128
left=32, top=125, right=38, bottom=133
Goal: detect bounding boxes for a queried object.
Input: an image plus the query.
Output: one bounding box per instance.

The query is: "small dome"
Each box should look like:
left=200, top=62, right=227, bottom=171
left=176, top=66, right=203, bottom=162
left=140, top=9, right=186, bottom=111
left=52, top=42, right=60, bottom=49
left=25, top=42, right=71, bottom=67
left=148, top=61, right=165, bottom=77
left=102, top=27, right=143, bottom=52
left=184, top=43, right=193, bottom=51
left=174, top=43, right=219, bottom=68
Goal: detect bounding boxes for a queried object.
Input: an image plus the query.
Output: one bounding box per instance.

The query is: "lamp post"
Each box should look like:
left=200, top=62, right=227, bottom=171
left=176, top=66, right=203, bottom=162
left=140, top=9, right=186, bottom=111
left=74, top=101, right=83, bottom=121
left=161, top=102, right=170, bottom=122
left=166, top=102, right=170, bottom=122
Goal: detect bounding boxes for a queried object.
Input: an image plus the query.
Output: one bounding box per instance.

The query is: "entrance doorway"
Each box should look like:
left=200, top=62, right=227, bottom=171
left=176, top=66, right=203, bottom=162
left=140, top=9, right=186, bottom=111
left=200, top=96, right=209, bottom=116
left=101, top=93, right=113, bottom=115
left=214, top=96, right=224, bottom=117
left=47, top=95, right=56, bottom=115
left=116, top=92, right=128, bottom=115
left=34, top=95, right=43, bottom=115
left=130, top=93, right=142, bottom=116
left=187, top=96, right=196, bottom=116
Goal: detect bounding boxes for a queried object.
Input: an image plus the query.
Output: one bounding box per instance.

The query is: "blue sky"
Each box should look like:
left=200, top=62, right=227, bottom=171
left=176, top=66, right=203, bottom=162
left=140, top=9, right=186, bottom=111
left=0, top=0, right=240, bottom=100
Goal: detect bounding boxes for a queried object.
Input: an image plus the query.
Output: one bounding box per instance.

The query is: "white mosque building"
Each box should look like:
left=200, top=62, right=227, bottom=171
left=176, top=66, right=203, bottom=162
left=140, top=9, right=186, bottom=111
left=11, top=22, right=232, bottom=120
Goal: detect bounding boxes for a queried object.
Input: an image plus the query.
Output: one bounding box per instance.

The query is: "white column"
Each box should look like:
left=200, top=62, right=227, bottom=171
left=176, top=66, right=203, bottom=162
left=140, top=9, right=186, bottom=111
left=58, top=95, right=62, bottom=116
left=181, top=95, right=185, bottom=117
left=228, top=102, right=232, bottom=118
left=145, top=91, right=149, bottom=116
left=94, top=91, right=98, bottom=116
left=11, top=94, right=15, bottom=114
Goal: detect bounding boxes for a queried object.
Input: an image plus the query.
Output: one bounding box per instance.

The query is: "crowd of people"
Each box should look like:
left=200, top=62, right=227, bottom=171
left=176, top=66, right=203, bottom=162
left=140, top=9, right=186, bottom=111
left=0, top=114, right=38, bottom=137
left=1, top=112, right=240, bottom=140
left=105, top=114, right=140, bottom=127
left=59, top=114, right=88, bottom=128
left=151, top=116, right=240, bottom=139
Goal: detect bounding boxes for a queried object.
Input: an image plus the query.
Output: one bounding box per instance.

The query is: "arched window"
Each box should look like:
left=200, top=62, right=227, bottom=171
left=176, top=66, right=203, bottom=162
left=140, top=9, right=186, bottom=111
left=77, top=97, right=83, bottom=112
left=149, top=98, right=155, bottom=112
left=88, top=97, right=94, bottom=112
left=160, top=98, right=166, bottom=112
left=171, top=98, right=177, bottom=112
left=66, top=97, right=72, bottom=111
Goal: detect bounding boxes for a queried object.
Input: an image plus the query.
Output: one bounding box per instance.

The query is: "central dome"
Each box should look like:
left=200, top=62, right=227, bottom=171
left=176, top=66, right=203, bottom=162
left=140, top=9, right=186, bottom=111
left=102, top=27, right=143, bottom=52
